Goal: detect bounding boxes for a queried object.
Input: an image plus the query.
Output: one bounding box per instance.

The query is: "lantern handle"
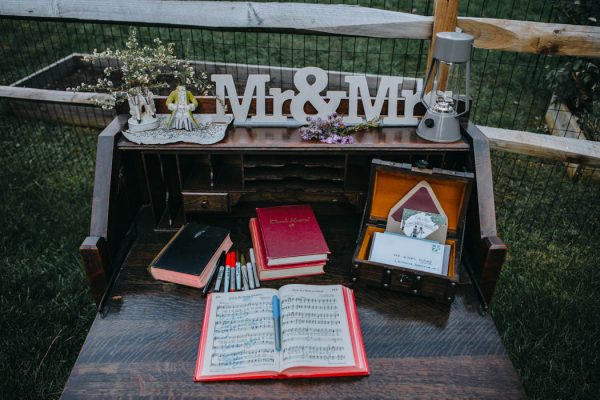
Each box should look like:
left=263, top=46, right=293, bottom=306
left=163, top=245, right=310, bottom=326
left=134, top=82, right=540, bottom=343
left=456, top=60, right=471, bottom=117
left=420, top=58, right=438, bottom=109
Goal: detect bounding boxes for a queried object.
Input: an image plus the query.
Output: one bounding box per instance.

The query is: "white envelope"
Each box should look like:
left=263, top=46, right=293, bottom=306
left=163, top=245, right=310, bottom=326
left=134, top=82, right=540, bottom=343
left=368, top=232, right=445, bottom=275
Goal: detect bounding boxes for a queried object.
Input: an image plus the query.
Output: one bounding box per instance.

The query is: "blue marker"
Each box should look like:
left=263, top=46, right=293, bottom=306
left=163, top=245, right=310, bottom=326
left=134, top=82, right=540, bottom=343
left=272, top=295, right=281, bottom=351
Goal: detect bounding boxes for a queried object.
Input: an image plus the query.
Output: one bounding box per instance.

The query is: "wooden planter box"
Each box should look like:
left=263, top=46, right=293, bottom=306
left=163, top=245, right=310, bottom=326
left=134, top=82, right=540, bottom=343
left=545, top=95, right=600, bottom=181
left=6, top=53, right=424, bottom=129
left=8, top=54, right=116, bottom=128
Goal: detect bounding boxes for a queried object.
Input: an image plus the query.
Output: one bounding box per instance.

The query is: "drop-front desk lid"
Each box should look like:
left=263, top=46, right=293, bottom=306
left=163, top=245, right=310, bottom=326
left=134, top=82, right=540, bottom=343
left=62, top=204, right=524, bottom=399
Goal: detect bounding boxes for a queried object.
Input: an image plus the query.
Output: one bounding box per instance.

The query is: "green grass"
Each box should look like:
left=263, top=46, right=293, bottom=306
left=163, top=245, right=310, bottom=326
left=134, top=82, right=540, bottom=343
left=490, top=153, right=600, bottom=399
left=1, top=1, right=599, bottom=398
left=0, top=116, right=98, bottom=399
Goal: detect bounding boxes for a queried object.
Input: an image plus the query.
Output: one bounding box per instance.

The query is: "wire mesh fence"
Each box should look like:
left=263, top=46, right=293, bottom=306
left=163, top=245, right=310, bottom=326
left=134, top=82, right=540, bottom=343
left=490, top=150, right=600, bottom=398
left=0, top=0, right=590, bottom=211
left=1, top=0, right=599, bottom=398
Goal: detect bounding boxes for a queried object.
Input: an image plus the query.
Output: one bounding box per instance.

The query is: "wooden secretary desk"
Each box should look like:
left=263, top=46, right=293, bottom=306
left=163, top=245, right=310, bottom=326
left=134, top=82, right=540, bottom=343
left=63, top=115, right=524, bottom=399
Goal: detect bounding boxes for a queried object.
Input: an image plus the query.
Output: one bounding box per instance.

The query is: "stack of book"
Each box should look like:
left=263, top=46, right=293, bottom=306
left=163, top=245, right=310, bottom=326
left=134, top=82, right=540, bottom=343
left=249, top=204, right=330, bottom=280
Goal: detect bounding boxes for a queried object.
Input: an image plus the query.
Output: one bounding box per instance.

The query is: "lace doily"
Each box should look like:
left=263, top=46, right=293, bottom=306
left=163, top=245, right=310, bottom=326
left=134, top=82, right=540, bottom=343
left=122, top=114, right=232, bottom=145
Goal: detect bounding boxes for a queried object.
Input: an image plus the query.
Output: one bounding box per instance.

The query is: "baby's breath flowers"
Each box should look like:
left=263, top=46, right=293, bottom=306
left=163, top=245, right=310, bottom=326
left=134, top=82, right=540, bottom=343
left=299, top=113, right=380, bottom=144
left=70, top=29, right=211, bottom=108
left=173, top=62, right=212, bottom=94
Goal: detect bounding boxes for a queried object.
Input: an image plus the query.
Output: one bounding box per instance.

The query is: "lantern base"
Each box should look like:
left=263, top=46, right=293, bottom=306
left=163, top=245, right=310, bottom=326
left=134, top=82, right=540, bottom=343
left=416, top=111, right=462, bottom=143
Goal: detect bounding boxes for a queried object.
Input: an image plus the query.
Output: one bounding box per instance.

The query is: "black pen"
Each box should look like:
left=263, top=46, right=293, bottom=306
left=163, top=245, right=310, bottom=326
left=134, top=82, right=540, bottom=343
left=202, top=251, right=227, bottom=297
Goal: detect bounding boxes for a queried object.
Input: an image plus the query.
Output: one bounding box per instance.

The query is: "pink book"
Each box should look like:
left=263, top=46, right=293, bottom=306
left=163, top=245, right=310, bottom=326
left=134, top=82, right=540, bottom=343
left=256, top=205, right=330, bottom=267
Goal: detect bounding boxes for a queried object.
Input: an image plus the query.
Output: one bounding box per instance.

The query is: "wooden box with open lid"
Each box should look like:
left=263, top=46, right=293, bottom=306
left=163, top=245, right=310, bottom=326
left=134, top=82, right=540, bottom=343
left=351, top=159, right=474, bottom=304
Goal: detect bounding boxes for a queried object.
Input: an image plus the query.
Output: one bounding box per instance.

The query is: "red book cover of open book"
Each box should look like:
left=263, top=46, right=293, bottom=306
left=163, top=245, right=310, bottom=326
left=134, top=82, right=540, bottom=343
left=194, top=284, right=369, bottom=381
left=256, top=205, right=330, bottom=267
left=249, top=218, right=325, bottom=280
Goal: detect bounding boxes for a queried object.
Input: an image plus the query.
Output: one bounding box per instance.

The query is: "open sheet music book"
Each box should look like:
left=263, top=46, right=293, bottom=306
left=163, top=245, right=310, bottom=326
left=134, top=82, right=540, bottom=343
left=194, top=284, right=369, bottom=381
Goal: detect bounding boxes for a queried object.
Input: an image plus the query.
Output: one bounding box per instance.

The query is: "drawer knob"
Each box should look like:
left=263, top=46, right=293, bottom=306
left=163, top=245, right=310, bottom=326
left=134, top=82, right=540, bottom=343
left=201, top=200, right=210, bottom=209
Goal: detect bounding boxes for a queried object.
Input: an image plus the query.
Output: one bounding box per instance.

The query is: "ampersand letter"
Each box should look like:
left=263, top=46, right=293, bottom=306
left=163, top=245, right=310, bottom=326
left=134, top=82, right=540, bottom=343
left=290, top=67, right=345, bottom=123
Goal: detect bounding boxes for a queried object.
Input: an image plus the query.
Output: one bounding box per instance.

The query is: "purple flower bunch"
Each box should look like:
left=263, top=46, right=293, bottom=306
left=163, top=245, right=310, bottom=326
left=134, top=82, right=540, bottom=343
left=299, top=113, right=380, bottom=144
left=321, top=134, right=354, bottom=144
left=299, top=113, right=355, bottom=144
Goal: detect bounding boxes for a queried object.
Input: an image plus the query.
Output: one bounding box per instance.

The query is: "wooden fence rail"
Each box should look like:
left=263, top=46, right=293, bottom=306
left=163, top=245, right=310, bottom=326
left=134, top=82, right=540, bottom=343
left=478, top=126, right=600, bottom=169
left=2, top=0, right=600, bottom=57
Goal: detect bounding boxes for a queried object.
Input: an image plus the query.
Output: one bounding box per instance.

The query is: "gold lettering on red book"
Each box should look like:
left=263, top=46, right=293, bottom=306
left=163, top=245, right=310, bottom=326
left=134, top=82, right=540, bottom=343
left=269, top=217, right=311, bottom=228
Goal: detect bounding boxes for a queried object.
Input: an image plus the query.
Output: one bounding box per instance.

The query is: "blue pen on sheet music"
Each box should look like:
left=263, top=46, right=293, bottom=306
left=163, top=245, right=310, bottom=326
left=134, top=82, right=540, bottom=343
left=272, top=295, right=281, bottom=351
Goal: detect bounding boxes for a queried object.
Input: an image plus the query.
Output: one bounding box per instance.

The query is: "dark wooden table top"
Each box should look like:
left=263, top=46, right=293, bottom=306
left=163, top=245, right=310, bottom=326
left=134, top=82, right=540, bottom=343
left=117, top=125, right=471, bottom=152
left=62, top=205, right=524, bottom=399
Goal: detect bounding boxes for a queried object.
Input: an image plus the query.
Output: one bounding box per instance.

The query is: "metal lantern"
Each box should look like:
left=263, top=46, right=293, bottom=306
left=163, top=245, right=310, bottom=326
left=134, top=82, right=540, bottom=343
left=417, top=32, right=474, bottom=143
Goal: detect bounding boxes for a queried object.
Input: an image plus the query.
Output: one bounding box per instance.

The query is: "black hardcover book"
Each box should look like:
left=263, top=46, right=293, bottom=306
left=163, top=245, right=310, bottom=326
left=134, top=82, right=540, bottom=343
left=149, top=223, right=233, bottom=288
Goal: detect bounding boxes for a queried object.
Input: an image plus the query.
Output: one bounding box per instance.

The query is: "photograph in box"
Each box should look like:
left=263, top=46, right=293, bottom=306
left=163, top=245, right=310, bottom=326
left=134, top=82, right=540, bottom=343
left=352, top=159, right=473, bottom=303
left=385, top=181, right=448, bottom=244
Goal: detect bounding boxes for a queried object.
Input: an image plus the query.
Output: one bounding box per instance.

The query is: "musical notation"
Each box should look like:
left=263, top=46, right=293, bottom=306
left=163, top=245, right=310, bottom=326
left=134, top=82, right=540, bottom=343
left=201, top=286, right=355, bottom=377
left=278, top=285, right=354, bottom=369
left=216, top=303, right=271, bottom=314
left=213, top=334, right=273, bottom=350
left=204, top=291, right=278, bottom=373
left=214, top=316, right=272, bottom=334
left=282, top=345, right=347, bottom=363
left=281, top=296, right=337, bottom=305
left=281, top=326, right=342, bottom=340
left=211, top=349, right=276, bottom=368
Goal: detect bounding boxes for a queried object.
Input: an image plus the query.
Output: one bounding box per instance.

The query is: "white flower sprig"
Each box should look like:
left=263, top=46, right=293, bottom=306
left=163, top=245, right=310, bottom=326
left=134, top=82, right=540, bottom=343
left=173, top=62, right=212, bottom=95
left=69, top=29, right=211, bottom=108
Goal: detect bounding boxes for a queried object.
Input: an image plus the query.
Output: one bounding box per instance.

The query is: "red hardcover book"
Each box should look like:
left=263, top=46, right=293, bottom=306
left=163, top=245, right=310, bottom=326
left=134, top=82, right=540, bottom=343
left=250, top=218, right=325, bottom=280
left=194, top=284, right=369, bottom=381
left=256, top=205, right=330, bottom=267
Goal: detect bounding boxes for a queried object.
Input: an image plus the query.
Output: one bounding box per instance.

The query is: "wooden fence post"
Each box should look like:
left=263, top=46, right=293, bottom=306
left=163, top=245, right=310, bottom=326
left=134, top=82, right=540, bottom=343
left=425, top=0, right=460, bottom=92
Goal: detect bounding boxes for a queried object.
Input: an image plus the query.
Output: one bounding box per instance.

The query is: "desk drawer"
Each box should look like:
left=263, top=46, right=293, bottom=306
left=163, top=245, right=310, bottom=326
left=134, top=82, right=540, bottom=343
left=182, top=192, right=230, bottom=213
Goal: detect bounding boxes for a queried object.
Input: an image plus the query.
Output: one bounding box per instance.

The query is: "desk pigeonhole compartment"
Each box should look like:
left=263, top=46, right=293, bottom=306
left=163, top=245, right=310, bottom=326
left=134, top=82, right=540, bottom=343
left=351, top=159, right=473, bottom=304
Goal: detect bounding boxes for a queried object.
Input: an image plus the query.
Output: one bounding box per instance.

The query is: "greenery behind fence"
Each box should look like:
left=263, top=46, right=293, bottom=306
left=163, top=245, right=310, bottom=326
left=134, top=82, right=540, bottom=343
left=1, top=0, right=599, bottom=398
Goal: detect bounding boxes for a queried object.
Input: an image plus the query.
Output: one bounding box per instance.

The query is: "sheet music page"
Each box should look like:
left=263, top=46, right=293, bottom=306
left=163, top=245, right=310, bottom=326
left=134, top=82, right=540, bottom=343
left=279, top=284, right=355, bottom=370
left=200, top=289, right=279, bottom=377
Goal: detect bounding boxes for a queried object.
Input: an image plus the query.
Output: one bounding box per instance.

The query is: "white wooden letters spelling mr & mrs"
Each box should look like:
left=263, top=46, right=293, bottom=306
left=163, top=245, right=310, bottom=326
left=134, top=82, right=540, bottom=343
left=211, top=67, right=422, bottom=127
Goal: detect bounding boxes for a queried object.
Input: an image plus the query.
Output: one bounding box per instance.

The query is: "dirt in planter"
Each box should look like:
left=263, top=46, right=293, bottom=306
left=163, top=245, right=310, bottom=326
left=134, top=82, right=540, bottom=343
left=41, top=67, right=108, bottom=91
left=579, top=107, right=600, bottom=142
left=26, top=64, right=247, bottom=96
